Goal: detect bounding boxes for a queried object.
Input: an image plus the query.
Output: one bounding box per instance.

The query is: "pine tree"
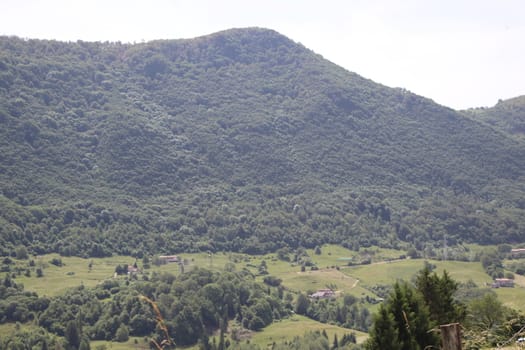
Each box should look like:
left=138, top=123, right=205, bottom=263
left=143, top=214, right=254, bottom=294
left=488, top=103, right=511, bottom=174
left=332, top=333, right=339, bottom=349
left=65, top=320, right=81, bottom=349
left=365, top=304, right=401, bottom=350
left=414, top=266, right=466, bottom=325
left=367, top=281, right=438, bottom=350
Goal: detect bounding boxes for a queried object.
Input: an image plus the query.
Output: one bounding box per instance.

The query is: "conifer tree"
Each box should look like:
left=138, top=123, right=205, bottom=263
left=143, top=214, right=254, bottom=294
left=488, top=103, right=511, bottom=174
left=414, top=266, right=466, bottom=325
left=366, top=281, right=438, bottom=350
left=366, top=304, right=401, bottom=350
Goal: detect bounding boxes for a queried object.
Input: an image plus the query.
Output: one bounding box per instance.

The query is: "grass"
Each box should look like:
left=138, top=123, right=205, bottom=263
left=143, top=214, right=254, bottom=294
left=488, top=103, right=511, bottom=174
left=15, top=254, right=136, bottom=296
left=494, top=286, right=525, bottom=312
left=342, top=258, right=492, bottom=288
left=249, top=315, right=368, bottom=347
left=90, top=337, right=147, bottom=349
left=196, top=315, right=369, bottom=350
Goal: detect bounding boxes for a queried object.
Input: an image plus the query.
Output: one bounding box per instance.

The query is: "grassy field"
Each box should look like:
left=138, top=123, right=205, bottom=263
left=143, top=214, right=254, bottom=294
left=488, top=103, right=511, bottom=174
left=90, top=337, right=148, bottom=349
left=194, top=315, right=369, bottom=350
left=15, top=254, right=136, bottom=296
left=249, top=315, right=368, bottom=347
left=342, top=258, right=493, bottom=287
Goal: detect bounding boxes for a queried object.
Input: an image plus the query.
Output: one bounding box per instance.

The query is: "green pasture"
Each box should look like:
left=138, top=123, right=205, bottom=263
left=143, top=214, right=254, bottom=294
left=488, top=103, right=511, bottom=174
left=14, top=254, right=136, bottom=296
left=305, top=244, right=406, bottom=268
left=13, top=252, right=270, bottom=297
left=494, top=286, right=525, bottom=312
left=274, top=268, right=371, bottom=297
left=90, top=337, right=147, bottom=349
left=342, top=259, right=492, bottom=288
left=249, top=315, right=368, bottom=347
left=198, top=315, right=369, bottom=350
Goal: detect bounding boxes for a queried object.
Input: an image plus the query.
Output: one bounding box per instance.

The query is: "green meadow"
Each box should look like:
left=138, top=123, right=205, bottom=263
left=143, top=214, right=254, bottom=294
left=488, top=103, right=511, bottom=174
left=342, top=259, right=492, bottom=287
left=248, top=315, right=368, bottom=346
left=15, top=254, right=137, bottom=296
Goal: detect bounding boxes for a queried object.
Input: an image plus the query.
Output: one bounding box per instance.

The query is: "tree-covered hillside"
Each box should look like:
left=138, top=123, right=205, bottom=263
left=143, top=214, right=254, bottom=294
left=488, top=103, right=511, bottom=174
left=0, top=28, right=524, bottom=257
left=463, top=95, right=525, bottom=140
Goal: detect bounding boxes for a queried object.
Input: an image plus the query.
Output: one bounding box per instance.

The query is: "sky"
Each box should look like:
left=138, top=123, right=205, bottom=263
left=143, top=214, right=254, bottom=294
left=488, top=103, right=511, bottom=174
left=1, top=0, right=524, bottom=110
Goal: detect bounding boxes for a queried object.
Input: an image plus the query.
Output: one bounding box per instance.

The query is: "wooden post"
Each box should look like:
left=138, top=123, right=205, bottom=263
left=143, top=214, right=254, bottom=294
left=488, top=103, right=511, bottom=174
left=440, top=323, right=461, bottom=350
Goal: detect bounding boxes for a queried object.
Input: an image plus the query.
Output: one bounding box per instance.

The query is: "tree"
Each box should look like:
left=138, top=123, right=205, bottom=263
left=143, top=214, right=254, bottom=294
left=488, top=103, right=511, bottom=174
left=332, top=333, right=338, bottom=350
left=367, top=281, right=438, bottom=350
left=468, top=292, right=506, bottom=331
left=15, top=246, right=29, bottom=260
left=65, top=320, right=82, bottom=349
left=295, top=293, right=310, bottom=315
left=366, top=304, right=401, bottom=350
left=115, top=324, right=129, bottom=342
left=414, top=266, right=466, bottom=325
left=36, top=268, right=44, bottom=277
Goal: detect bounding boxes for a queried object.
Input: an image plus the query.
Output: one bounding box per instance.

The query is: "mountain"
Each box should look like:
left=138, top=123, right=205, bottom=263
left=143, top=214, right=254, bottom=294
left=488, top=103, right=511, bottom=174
left=463, top=95, right=525, bottom=140
left=0, top=28, right=524, bottom=257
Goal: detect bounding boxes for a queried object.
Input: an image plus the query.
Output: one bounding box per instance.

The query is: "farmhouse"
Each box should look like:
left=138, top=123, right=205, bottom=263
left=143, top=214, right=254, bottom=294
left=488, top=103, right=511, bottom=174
left=309, top=289, right=335, bottom=299
left=511, top=248, right=525, bottom=256
left=159, top=255, right=179, bottom=263
left=493, top=278, right=514, bottom=288
left=127, top=265, right=139, bottom=274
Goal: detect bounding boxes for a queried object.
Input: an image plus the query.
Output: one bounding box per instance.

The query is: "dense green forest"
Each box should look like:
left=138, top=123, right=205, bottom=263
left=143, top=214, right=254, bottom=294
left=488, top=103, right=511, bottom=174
left=1, top=28, right=525, bottom=259
left=463, top=95, right=525, bottom=140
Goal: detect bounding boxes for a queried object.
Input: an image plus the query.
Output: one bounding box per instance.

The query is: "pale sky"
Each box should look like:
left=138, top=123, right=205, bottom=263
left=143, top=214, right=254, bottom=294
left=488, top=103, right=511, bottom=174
left=1, top=0, right=524, bottom=110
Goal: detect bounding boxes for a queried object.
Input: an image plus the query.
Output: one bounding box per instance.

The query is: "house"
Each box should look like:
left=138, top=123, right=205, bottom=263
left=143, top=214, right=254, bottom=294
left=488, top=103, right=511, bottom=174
left=493, top=278, right=514, bottom=288
left=127, top=265, right=139, bottom=274
left=511, top=248, right=525, bottom=256
left=159, top=255, right=179, bottom=263
left=309, top=289, right=336, bottom=299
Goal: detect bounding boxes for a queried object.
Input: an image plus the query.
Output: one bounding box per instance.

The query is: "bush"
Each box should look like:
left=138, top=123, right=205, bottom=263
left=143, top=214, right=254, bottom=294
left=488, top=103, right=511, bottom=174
left=49, top=258, right=63, bottom=267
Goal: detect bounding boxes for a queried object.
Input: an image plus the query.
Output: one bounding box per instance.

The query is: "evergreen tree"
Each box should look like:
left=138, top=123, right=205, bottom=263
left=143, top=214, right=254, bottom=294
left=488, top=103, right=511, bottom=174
left=366, top=304, right=401, bottom=350
left=414, top=266, right=466, bottom=325
left=367, top=281, right=438, bottom=350
left=295, top=293, right=310, bottom=315
left=332, top=333, right=338, bottom=349
left=79, top=338, right=90, bottom=350
left=65, top=320, right=81, bottom=349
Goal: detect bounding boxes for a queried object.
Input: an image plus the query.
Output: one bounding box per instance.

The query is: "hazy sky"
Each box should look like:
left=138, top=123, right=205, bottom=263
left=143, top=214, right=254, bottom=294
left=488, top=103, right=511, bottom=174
left=1, top=0, right=524, bottom=109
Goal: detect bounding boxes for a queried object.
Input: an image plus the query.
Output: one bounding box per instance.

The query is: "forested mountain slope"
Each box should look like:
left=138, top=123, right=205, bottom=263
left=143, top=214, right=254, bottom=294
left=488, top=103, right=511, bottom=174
left=0, top=28, right=524, bottom=257
left=463, top=95, right=525, bottom=140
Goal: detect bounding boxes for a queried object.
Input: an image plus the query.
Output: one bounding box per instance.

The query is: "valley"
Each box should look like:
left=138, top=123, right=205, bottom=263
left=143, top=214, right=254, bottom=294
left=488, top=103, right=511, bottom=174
left=3, top=244, right=525, bottom=348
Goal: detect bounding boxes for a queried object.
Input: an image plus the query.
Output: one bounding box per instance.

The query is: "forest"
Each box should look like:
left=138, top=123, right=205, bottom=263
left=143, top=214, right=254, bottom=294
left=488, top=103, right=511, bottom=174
left=0, top=29, right=524, bottom=260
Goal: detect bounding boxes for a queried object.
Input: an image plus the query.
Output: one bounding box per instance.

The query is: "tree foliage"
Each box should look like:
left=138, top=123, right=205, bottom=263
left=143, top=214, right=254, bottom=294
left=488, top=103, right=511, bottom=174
left=414, top=265, right=466, bottom=325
